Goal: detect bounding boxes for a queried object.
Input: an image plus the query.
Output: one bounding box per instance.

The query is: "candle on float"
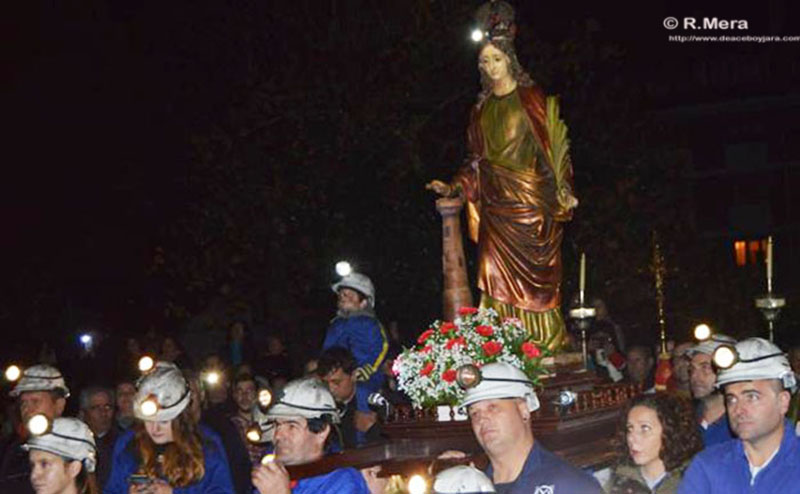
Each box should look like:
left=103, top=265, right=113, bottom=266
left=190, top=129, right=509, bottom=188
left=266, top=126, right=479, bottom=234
left=579, top=253, right=586, bottom=305
left=766, top=236, right=773, bottom=292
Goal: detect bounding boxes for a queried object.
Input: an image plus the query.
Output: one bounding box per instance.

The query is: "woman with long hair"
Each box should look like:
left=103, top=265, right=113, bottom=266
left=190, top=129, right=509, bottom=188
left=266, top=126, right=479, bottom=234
left=24, top=417, right=99, bottom=494
left=604, top=393, right=702, bottom=494
left=104, top=361, right=234, bottom=494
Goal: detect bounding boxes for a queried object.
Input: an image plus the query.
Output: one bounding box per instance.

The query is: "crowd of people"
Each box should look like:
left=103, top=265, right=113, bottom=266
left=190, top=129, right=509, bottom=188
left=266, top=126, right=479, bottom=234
left=1, top=272, right=800, bottom=494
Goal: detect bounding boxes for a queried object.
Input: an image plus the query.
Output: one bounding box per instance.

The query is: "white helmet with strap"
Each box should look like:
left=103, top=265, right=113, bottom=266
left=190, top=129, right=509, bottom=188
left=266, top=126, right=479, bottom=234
left=715, top=337, right=796, bottom=391
left=10, top=365, right=70, bottom=398
left=331, top=273, right=375, bottom=308
left=133, top=361, right=191, bottom=422
left=688, top=334, right=737, bottom=357
left=266, top=378, right=340, bottom=423
left=434, top=465, right=496, bottom=493
left=22, top=418, right=97, bottom=473
left=458, top=362, right=539, bottom=413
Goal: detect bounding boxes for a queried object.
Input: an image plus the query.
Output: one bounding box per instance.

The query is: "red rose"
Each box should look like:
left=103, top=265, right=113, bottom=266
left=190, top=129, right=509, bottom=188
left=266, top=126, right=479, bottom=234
left=458, top=307, right=479, bottom=315
left=482, top=341, right=503, bottom=357
left=420, top=345, right=433, bottom=354
left=442, top=369, right=457, bottom=383
left=439, top=321, right=457, bottom=334
left=445, top=336, right=465, bottom=350
left=476, top=325, right=494, bottom=337
left=521, top=341, right=541, bottom=359
left=420, top=362, right=434, bottom=376
left=417, top=329, right=435, bottom=344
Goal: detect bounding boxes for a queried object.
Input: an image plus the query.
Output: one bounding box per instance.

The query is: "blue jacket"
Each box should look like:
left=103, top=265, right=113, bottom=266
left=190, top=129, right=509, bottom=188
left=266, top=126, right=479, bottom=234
left=699, top=413, right=734, bottom=447
left=323, top=312, right=388, bottom=413
left=678, top=419, right=800, bottom=494
left=485, top=441, right=603, bottom=494
left=104, top=424, right=235, bottom=494
left=292, top=467, right=370, bottom=494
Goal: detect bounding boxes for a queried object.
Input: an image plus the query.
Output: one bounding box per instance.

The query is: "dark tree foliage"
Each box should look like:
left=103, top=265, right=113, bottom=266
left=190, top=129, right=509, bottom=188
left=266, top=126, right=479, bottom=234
left=145, top=1, right=708, bottom=352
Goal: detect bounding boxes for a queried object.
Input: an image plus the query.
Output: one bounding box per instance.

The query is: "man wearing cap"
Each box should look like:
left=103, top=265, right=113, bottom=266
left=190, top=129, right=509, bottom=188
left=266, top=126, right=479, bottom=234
left=678, top=337, right=800, bottom=494
left=459, top=362, right=602, bottom=493
left=322, top=272, right=389, bottom=446
left=251, top=377, right=370, bottom=494
left=0, top=364, right=69, bottom=494
left=688, top=335, right=736, bottom=447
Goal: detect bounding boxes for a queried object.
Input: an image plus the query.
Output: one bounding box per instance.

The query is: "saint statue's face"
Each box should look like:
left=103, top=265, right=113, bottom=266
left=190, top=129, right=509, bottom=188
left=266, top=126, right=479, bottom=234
left=478, top=43, right=512, bottom=85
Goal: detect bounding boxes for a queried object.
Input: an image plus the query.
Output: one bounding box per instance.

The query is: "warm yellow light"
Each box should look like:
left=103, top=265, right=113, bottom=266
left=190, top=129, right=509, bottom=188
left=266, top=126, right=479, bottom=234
left=246, top=426, right=262, bottom=443
left=138, top=356, right=155, bottom=373
left=258, top=389, right=272, bottom=408
left=713, top=345, right=737, bottom=369
left=27, top=414, right=50, bottom=436
left=140, top=399, right=159, bottom=417
left=204, top=371, right=220, bottom=385
left=693, top=324, right=712, bottom=341
left=260, top=454, right=276, bottom=465
left=5, top=365, right=21, bottom=382
left=335, top=261, right=352, bottom=277
left=408, top=474, right=427, bottom=494
left=471, top=29, right=484, bottom=42
left=733, top=240, right=746, bottom=267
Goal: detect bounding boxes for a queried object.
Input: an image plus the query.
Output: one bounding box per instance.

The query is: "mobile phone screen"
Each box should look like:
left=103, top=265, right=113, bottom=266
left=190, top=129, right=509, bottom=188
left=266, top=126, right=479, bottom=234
left=128, top=474, right=151, bottom=485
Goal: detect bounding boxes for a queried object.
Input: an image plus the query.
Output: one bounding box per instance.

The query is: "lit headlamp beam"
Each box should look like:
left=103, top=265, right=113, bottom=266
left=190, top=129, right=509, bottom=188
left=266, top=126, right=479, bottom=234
left=5, top=365, right=21, bottom=382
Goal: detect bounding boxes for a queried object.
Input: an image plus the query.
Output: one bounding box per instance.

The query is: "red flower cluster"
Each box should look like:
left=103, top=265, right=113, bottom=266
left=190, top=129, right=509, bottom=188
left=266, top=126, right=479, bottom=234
left=445, top=336, right=466, bottom=350
left=476, top=325, right=494, bottom=337
left=417, top=329, right=434, bottom=344
left=441, top=369, right=457, bottom=383
left=458, top=307, right=479, bottom=315
left=521, top=341, right=541, bottom=359
left=439, top=321, right=457, bottom=334
left=420, top=345, right=433, bottom=354
left=482, top=341, right=503, bottom=357
left=420, top=362, right=434, bottom=376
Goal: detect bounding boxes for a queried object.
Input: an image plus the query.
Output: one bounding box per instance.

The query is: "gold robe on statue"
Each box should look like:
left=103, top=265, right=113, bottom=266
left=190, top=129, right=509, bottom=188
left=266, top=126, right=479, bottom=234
left=452, top=85, right=575, bottom=349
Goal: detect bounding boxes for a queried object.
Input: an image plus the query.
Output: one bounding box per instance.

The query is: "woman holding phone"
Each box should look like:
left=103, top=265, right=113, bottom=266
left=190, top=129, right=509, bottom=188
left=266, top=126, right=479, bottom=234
left=104, top=361, right=234, bottom=494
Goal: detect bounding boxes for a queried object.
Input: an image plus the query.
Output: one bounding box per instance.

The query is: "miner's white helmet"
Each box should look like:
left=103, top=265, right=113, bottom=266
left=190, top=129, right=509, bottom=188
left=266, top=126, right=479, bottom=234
left=715, top=338, right=796, bottom=391
left=688, top=334, right=737, bottom=357
left=434, top=465, right=496, bottom=493
left=458, top=362, right=539, bottom=413
left=249, top=401, right=275, bottom=443
left=266, top=378, right=340, bottom=423
left=22, top=417, right=97, bottom=473
left=331, top=272, right=375, bottom=308
left=10, top=365, right=70, bottom=398
left=133, top=361, right=191, bottom=422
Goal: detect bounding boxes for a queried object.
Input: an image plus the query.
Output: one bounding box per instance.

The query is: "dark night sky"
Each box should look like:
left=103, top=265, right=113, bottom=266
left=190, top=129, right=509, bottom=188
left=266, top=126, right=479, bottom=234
left=2, top=1, right=799, bottom=352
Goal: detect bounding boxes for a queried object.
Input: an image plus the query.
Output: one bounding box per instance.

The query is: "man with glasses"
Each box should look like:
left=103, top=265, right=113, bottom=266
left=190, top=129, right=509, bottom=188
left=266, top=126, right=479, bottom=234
left=78, top=385, right=117, bottom=487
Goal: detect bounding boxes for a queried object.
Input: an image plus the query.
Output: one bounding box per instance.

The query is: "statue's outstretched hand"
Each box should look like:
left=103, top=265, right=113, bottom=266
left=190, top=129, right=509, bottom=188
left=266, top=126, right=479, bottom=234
left=426, top=180, right=453, bottom=197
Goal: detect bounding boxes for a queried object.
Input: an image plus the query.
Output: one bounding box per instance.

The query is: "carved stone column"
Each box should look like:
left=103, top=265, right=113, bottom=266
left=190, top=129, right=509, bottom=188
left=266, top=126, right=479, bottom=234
left=436, top=197, right=473, bottom=320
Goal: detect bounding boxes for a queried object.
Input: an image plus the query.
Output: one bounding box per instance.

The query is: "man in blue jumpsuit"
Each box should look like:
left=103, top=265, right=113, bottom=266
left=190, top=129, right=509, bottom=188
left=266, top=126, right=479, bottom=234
left=678, top=338, right=800, bottom=494
left=688, top=334, right=737, bottom=447
left=323, top=272, right=388, bottom=444
left=459, top=362, right=603, bottom=494
left=251, top=378, right=370, bottom=494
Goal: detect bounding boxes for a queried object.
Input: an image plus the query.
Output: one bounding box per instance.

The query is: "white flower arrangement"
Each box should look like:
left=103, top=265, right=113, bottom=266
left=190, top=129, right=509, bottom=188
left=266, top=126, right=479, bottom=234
left=393, top=307, right=549, bottom=409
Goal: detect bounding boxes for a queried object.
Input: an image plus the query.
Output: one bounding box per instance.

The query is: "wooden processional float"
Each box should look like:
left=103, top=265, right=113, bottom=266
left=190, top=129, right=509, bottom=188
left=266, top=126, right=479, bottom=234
left=285, top=197, right=638, bottom=482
